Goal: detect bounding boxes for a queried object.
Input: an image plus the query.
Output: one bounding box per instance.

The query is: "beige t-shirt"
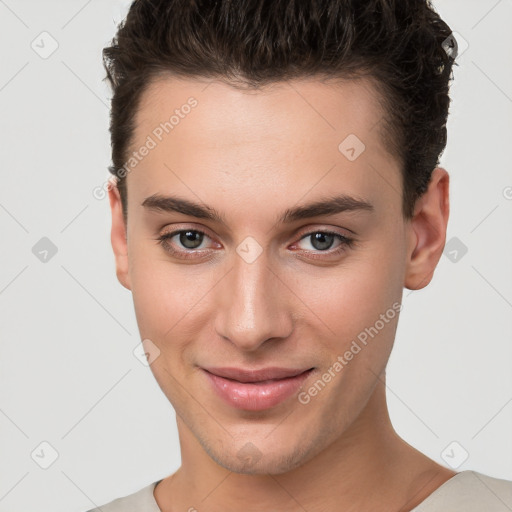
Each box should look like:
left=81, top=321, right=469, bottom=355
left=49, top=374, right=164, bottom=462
left=87, top=470, right=512, bottom=511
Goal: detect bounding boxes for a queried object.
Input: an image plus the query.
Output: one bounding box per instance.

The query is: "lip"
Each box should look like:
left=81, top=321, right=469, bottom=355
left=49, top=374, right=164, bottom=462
left=202, top=366, right=315, bottom=411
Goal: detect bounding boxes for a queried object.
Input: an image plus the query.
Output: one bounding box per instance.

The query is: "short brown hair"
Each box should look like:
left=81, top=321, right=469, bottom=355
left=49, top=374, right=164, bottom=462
left=102, top=0, right=457, bottom=223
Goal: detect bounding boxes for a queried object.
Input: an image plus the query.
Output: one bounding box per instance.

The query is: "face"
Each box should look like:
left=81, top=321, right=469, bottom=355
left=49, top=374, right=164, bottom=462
left=108, top=75, right=436, bottom=475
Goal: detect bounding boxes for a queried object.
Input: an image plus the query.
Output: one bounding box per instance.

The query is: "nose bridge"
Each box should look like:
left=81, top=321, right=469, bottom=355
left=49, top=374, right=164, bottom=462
left=215, top=247, right=292, bottom=351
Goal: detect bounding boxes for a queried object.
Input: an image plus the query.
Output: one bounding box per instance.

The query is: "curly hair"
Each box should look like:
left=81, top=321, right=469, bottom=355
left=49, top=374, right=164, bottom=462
left=102, top=0, right=457, bottom=222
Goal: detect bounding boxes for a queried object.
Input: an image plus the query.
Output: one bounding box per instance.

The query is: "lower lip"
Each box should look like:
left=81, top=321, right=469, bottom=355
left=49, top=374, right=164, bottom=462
left=203, top=369, right=314, bottom=411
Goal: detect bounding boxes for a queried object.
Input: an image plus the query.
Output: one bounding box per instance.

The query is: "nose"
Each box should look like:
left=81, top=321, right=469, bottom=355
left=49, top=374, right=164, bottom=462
left=214, top=248, right=294, bottom=352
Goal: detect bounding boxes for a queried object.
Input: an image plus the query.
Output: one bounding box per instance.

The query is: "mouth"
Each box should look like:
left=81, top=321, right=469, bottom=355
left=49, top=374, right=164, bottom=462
left=202, top=366, right=316, bottom=411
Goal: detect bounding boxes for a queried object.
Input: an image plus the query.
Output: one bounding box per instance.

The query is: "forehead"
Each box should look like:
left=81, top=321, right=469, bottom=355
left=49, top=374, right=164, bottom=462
left=135, top=74, right=388, bottom=149
left=127, top=74, right=402, bottom=220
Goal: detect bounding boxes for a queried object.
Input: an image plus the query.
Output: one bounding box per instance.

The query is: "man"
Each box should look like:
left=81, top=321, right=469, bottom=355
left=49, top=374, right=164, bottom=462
left=89, top=0, right=512, bottom=510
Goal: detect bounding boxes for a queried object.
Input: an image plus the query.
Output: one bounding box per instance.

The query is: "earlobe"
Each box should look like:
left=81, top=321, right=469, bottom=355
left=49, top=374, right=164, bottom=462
left=404, top=167, right=450, bottom=290
left=107, top=178, right=132, bottom=291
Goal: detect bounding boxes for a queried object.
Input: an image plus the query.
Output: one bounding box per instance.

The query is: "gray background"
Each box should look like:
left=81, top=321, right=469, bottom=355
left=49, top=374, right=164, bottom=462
left=0, top=1, right=511, bottom=511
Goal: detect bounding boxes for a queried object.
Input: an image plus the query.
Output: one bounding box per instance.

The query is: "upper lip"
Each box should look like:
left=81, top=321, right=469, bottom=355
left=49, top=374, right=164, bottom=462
left=203, top=367, right=313, bottom=383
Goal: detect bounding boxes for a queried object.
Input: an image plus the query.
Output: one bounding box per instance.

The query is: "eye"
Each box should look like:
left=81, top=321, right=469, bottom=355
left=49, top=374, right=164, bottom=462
left=155, top=227, right=356, bottom=261
left=291, top=230, right=355, bottom=259
left=156, top=229, right=215, bottom=260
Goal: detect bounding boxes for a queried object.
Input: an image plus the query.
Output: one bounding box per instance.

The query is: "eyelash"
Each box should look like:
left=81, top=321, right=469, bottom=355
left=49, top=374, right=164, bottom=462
left=155, top=228, right=356, bottom=261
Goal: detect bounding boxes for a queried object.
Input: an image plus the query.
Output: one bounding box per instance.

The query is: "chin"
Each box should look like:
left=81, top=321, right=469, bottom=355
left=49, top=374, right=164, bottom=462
left=202, top=433, right=323, bottom=476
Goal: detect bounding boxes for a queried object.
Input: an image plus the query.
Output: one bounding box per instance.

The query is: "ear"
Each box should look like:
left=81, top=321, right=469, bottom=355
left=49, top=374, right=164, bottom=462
left=404, top=167, right=450, bottom=290
left=108, top=178, right=132, bottom=291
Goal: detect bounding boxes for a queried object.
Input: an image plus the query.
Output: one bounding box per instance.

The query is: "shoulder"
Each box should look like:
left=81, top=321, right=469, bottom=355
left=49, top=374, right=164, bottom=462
left=412, top=470, right=512, bottom=511
left=85, top=480, right=162, bottom=512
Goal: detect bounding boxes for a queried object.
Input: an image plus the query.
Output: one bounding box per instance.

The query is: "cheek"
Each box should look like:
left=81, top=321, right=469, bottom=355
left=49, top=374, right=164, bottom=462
left=290, top=233, right=406, bottom=361
left=129, top=249, right=218, bottom=354
left=128, top=258, right=207, bottom=402
left=131, top=265, right=190, bottom=338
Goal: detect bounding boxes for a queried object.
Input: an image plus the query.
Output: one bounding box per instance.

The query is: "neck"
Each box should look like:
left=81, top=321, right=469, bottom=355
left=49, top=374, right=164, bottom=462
left=155, top=377, right=456, bottom=511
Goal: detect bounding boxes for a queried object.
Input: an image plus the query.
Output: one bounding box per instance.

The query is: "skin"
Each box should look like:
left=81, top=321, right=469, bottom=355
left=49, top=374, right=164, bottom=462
left=108, top=75, right=455, bottom=511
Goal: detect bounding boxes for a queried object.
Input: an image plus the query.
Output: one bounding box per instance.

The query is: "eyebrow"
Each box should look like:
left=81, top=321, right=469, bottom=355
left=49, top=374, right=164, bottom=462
left=141, top=193, right=374, bottom=225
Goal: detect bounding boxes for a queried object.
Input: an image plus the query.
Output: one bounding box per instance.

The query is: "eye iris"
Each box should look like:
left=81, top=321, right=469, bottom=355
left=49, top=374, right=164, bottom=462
left=311, top=232, right=334, bottom=251
left=180, top=230, right=203, bottom=249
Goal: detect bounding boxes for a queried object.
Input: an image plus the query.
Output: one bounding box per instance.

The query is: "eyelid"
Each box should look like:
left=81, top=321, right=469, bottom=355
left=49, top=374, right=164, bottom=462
left=293, top=224, right=354, bottom=241
left=159, top=224, right=217, bottom=242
